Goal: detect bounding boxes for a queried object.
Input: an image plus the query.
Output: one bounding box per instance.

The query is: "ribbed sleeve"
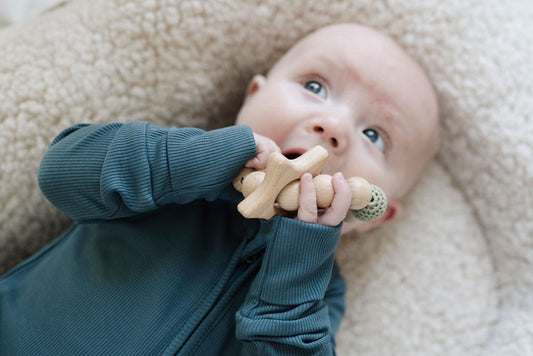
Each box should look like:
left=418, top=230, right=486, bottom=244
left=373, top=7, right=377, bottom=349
left=253, top=217, right=340, bottom=304
left=38, top=122, right=256, bottom=222
left=163, top=126, right=258, bottom=204
left=236, top=216, right=344, bottom=355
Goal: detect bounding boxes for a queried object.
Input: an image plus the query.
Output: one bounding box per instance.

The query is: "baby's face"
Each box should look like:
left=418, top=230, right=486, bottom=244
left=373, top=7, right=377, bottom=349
left=236, top=24, right=439, bottom=231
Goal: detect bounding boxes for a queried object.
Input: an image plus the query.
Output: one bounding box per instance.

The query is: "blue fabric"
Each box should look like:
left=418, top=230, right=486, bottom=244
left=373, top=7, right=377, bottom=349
left=0, top=122, right=346, bottom=355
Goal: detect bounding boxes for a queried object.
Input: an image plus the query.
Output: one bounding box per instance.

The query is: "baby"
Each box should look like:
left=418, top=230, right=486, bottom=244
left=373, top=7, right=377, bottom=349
left=0, top=24, right=438, bottom=355
left=237, top=24, right=438, bottom=232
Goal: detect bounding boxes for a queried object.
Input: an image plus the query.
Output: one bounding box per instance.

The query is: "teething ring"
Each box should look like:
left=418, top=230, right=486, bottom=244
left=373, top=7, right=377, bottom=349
left=233, top=145, right=387, bottom=222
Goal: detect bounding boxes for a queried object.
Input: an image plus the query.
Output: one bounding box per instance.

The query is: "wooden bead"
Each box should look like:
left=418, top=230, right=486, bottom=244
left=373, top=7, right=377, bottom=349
left=275, top=174, right=334, bottom=211
left=347, top=177, right=372, bottom=210
left=232, top=167, right=254, bottom=192
left=242, top=171, right=265, bottom=197
left=276, top=180, right=300, bottom=211
left=314, top=174, right=334, bottom=208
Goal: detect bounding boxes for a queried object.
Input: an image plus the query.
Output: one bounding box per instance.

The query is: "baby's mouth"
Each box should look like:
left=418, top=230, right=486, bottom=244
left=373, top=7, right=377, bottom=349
left=282, top=149, right=306, bottom=160
left=283, top=152, right=302, bottom=160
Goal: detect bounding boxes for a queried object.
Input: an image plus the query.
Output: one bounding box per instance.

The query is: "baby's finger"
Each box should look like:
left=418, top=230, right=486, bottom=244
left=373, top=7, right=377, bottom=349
left=245, top=133, right=281, bottom=170
left=318, top=172, right=351, bottom=226
left=296, top=173, right=318, bottom=224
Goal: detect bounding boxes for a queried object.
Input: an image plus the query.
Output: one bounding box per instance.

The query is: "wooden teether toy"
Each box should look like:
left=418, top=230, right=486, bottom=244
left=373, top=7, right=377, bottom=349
left=233, top=145, right=387, bottom=222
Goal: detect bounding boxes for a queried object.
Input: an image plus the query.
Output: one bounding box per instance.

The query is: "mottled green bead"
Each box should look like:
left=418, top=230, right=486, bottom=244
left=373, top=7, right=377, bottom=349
left=352, top=185, right=387, bottom=222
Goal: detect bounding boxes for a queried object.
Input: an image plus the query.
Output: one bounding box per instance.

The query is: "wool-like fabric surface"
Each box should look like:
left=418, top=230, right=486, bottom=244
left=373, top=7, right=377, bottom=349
left=1, top=0, right=531, bottom=354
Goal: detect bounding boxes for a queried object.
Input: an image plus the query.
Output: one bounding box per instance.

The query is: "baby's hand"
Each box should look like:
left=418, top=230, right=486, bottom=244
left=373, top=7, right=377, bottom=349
left=246, top=132, right=281, bottom=170
left=297, top=172, right=352, bottom=227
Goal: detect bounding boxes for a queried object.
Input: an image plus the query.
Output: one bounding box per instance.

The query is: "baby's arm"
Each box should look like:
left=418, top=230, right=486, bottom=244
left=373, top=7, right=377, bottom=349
left=235, top=216, right=345, bottom=355
left=235, top=164, right=351, bottom=354
left=38, top=122, right=258, bottom=222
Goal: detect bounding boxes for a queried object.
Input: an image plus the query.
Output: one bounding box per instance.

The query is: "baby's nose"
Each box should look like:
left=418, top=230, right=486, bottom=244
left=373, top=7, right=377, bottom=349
left=311, top=118, right=348, bottom=152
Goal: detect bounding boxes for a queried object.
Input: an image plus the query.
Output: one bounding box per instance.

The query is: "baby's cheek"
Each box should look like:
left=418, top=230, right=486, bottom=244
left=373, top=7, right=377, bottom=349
left=254, top=124, right=290, bottom=146
left=340, top=220, right=358, bottom=235
left=340, top=216, right=373, bottom=234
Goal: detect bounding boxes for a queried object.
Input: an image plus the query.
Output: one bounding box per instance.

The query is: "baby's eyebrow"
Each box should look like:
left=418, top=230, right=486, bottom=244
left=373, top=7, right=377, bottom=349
left=308, top=54, right=363, bottom=84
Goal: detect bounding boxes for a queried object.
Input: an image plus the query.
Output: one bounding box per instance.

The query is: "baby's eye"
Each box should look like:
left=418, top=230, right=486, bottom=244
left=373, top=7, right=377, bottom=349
left=363, top=129, right=385, bottom=152
left=303, top=81, right=327, bottom=99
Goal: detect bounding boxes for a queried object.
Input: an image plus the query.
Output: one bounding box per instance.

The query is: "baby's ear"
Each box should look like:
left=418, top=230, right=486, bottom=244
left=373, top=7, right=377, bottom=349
left=244, top=75, right=267, bottom=100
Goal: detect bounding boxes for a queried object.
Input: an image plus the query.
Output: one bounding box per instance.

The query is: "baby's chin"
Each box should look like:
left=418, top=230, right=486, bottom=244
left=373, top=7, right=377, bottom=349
left=340, top=215, right=366, bottom=234
left=341, top=208, right=388, bottom=234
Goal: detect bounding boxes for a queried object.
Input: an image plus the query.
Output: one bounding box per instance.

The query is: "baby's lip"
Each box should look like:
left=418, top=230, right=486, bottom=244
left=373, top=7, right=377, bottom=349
left=282, top=148, right=307, bottom=160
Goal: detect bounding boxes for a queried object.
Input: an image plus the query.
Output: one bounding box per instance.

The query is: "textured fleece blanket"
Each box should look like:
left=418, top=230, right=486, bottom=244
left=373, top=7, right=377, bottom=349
left=1, top=0, right=532, bottom=354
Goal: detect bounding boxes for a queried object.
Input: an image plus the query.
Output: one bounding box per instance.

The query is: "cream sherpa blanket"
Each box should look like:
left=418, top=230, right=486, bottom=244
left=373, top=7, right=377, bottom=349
left=1, top=0, right=532, bottom=354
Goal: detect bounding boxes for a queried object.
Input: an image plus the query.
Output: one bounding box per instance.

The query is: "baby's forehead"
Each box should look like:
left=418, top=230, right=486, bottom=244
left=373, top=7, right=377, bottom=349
left=295, top=25, right=400, bottom=55
left=276, top=26, right=415, bottom=78
left=281, top=31, right=423, bottom=87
